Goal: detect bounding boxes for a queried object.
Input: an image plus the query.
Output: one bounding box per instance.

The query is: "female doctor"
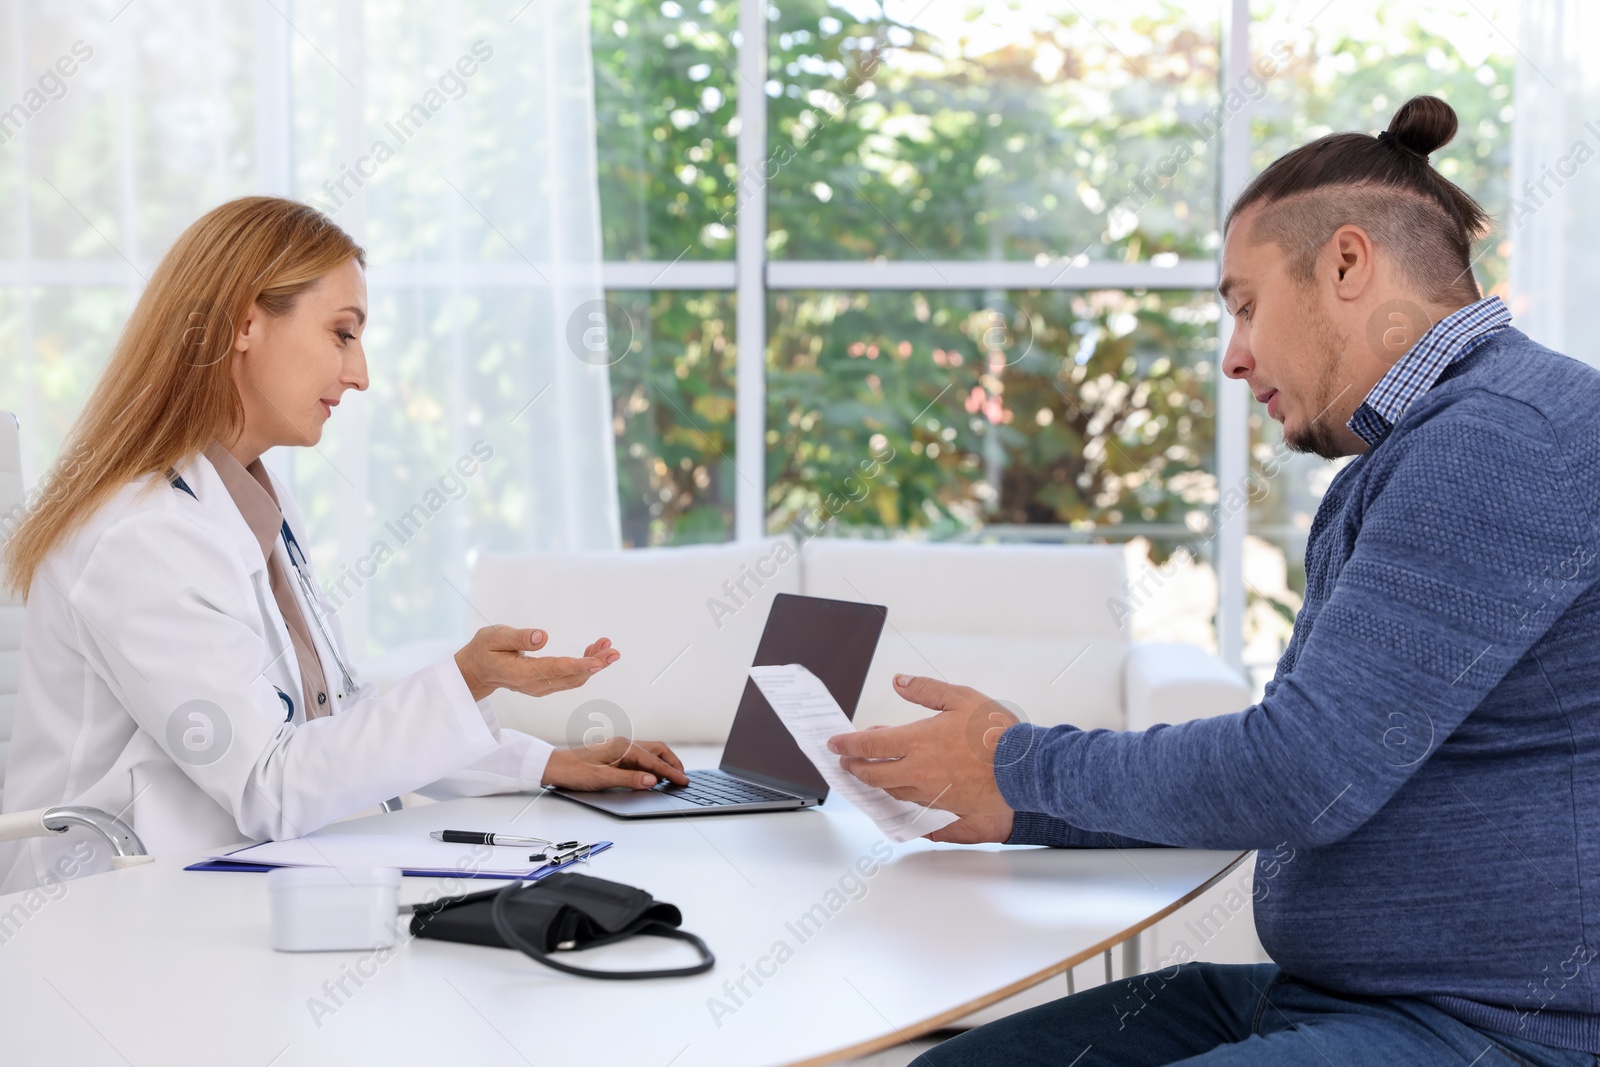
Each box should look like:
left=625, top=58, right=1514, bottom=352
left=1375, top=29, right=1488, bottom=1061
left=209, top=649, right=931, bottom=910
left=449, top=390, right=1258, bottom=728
left=0, top=196, right=688, bottom=891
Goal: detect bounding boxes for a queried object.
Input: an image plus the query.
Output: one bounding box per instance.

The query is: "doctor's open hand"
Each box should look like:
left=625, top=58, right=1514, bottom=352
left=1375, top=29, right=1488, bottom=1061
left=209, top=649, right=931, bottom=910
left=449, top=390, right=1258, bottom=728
left=453, top=626, right=690, bottom=791
left=828, top=675, right=1020, bottom=845
left=455, top=625, right=621, bottom=702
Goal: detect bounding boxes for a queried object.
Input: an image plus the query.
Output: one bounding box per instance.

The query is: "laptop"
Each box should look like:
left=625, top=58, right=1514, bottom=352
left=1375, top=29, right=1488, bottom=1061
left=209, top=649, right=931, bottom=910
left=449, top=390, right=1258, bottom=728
left=550, top=592, right=886, bottom=818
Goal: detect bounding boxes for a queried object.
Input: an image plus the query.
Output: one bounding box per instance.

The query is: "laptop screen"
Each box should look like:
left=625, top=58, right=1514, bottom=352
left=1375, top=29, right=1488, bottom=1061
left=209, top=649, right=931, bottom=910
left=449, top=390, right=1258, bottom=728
left=719, top=592, right=886, bottom=799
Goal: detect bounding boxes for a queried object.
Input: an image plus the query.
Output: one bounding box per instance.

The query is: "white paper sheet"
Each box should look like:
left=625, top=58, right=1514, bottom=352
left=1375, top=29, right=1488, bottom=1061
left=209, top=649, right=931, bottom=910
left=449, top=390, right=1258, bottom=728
left=750, top=663, right=959, bottom=843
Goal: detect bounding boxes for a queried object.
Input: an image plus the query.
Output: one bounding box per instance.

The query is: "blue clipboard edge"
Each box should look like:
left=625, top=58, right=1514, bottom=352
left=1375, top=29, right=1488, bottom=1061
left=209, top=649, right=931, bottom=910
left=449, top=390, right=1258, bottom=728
left=182, top=840, right=614, bottom=880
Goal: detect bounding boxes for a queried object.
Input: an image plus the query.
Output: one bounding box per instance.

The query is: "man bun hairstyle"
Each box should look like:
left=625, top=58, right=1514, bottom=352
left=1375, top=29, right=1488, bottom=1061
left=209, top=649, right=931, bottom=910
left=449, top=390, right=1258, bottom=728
left=1225, top=94, right=1491, bottom=307
left=1377, top=93, right=1456, bottom=159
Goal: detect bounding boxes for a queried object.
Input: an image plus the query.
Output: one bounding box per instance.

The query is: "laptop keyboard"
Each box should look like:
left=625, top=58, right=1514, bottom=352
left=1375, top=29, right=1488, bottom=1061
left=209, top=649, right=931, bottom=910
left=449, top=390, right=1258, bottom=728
left=659, top=770, right=799, bottom=807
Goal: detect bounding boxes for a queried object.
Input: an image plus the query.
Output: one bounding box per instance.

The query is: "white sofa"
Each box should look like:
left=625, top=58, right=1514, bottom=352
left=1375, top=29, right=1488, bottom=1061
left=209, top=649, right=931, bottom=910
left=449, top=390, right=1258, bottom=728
left=373, top=535, right=1251, bottom=746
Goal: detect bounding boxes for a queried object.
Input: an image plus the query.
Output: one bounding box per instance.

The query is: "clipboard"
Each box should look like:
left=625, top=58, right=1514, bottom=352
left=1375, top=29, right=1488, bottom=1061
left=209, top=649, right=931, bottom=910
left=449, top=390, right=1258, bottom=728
left=184, top=835, right=613, bottom=880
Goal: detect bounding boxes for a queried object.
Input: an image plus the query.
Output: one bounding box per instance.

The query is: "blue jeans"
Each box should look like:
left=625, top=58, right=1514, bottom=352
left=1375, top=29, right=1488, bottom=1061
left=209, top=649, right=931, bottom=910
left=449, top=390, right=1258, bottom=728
left=912, top=963, right=1599, bottom=1066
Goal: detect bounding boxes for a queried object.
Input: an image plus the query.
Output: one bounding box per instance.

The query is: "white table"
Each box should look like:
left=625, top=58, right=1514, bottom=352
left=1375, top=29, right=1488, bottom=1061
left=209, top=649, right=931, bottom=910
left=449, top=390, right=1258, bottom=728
left=0, top=775, right=1246, bottom=1067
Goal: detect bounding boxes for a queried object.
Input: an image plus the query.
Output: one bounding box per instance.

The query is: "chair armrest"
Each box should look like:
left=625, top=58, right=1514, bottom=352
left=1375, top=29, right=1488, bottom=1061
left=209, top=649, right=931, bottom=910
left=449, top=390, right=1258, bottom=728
left=1125, top=642, right=1251, bottom=730
left=360, top=639, right=462, bottom=696
left=0, top=805, right=149, bottom=860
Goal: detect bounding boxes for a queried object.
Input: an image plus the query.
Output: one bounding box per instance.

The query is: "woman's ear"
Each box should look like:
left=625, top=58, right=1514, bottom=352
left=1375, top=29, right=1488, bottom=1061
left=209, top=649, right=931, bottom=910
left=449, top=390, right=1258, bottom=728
left=233, top=302, right=263, bottom=355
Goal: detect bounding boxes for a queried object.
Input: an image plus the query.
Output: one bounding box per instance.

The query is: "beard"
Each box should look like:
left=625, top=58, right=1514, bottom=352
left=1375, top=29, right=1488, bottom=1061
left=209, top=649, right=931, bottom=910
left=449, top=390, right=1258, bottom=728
left=1282, top=298, right=1353, bottom=460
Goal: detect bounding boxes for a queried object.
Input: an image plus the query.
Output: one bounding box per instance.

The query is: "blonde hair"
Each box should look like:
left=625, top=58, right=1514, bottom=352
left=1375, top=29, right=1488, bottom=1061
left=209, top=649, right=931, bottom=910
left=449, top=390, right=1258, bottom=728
left=2, top=196, right=365, bottom=598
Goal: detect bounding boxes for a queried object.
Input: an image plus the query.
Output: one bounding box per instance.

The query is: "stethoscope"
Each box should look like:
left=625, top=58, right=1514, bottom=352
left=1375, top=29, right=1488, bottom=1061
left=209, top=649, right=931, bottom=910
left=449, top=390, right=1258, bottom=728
left=279, top=520, right=358, bottom=702
left=169, top=471, right=357, bottom=712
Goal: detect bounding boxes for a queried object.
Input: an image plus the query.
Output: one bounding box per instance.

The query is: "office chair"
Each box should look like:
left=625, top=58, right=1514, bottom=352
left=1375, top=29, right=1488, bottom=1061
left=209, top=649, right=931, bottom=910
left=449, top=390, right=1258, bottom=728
left=0, top=411, right=150, bottom=867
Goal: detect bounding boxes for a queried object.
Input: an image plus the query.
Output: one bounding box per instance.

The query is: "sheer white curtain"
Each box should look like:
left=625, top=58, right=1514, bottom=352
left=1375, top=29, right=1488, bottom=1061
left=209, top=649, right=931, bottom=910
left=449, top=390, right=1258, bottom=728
left=0, top=0, right=618, bottom=657
left=1509, top=0, right=1600, bottom=368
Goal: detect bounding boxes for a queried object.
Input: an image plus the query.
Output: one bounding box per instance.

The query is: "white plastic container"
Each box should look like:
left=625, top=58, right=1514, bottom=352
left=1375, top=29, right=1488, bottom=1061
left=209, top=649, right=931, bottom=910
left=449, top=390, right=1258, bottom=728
left=267, top=866, right=402, bottom=952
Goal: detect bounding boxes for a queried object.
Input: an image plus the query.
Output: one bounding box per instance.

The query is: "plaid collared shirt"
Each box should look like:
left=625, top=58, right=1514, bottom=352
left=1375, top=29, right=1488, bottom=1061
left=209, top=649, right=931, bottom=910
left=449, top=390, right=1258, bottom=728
left=1346, top=295, right=1512, bottom=447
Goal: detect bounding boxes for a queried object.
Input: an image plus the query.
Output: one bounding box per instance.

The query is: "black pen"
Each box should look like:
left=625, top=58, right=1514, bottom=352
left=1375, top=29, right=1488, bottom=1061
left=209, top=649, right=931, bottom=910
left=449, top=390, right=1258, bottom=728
left=432, top=830, right=564, bottom=848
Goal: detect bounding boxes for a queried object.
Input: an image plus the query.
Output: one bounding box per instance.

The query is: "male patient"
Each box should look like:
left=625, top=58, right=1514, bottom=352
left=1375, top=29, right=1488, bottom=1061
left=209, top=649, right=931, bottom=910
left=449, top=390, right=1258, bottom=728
left=832, top=94, right=1600, bottom=1066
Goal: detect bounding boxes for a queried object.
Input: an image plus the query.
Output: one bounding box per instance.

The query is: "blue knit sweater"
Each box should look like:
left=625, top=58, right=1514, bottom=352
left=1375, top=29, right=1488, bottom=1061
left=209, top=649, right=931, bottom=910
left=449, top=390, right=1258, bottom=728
left=997, top=326, right=1600, bottom=1053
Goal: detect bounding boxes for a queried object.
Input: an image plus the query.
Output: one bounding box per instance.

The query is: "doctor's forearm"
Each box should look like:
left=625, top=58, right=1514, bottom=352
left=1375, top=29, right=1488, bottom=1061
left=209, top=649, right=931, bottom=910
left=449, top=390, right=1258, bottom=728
left=229, top=660, right=505, bottom=839
left=415, top=726, right=554, bottom=798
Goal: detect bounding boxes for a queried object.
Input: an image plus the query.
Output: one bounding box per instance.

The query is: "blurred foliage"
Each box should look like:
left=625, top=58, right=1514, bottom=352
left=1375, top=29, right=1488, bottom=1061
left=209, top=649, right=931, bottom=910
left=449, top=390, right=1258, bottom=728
left=590, top=0, right=1517, bottom=556
left=765, top=0, right=1221, bottom=261
left=591, top=0, right=740, bottom=260
left=766, top=289, right=1217, bottom=538
left=607, top=290, right=737, bottom=547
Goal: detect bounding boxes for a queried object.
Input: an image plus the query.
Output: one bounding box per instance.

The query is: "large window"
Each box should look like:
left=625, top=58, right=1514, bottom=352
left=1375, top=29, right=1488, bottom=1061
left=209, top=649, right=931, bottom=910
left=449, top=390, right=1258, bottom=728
left=590, top=0, right=1521, bottom=679
left=0, top=1, right=1522, bottom=670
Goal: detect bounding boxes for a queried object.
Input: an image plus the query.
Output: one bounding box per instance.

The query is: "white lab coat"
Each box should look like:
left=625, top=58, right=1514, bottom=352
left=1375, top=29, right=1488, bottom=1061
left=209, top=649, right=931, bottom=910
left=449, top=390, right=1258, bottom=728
left=0, top=450, right=554, bottom=892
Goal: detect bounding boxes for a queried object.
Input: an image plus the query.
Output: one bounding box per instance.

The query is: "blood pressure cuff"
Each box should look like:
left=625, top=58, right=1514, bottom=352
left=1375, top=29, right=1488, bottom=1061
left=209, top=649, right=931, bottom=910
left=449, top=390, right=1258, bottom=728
left=409, top=872, right=713, bottom=980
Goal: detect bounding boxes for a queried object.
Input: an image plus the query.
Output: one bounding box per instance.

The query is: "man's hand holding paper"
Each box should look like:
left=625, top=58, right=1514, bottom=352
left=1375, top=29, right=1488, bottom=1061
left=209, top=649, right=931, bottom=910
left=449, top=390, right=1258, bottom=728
left=749, top=663, right=1024, bottom=844
left=827, top=673, right=1022, bottom=845
left=748, top=664, right=959, bottom=843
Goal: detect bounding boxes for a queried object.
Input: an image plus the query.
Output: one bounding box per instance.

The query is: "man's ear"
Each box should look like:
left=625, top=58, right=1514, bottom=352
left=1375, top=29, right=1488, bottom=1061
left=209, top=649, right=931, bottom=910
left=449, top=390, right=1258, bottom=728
left=1329, top=224, right=1376, bottom=300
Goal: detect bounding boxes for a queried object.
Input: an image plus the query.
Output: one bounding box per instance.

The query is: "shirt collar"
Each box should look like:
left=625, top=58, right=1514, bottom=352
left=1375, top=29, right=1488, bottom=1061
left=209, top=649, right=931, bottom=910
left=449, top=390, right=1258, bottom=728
left=1346, top=295, right=1512, bottom=447
left=203, top=441, right=283, bottom=564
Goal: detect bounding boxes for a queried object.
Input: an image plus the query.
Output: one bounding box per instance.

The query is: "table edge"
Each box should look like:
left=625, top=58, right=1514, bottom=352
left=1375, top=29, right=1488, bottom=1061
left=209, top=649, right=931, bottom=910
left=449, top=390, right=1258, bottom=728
left=782, top=848, right=1255, bottom=1067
